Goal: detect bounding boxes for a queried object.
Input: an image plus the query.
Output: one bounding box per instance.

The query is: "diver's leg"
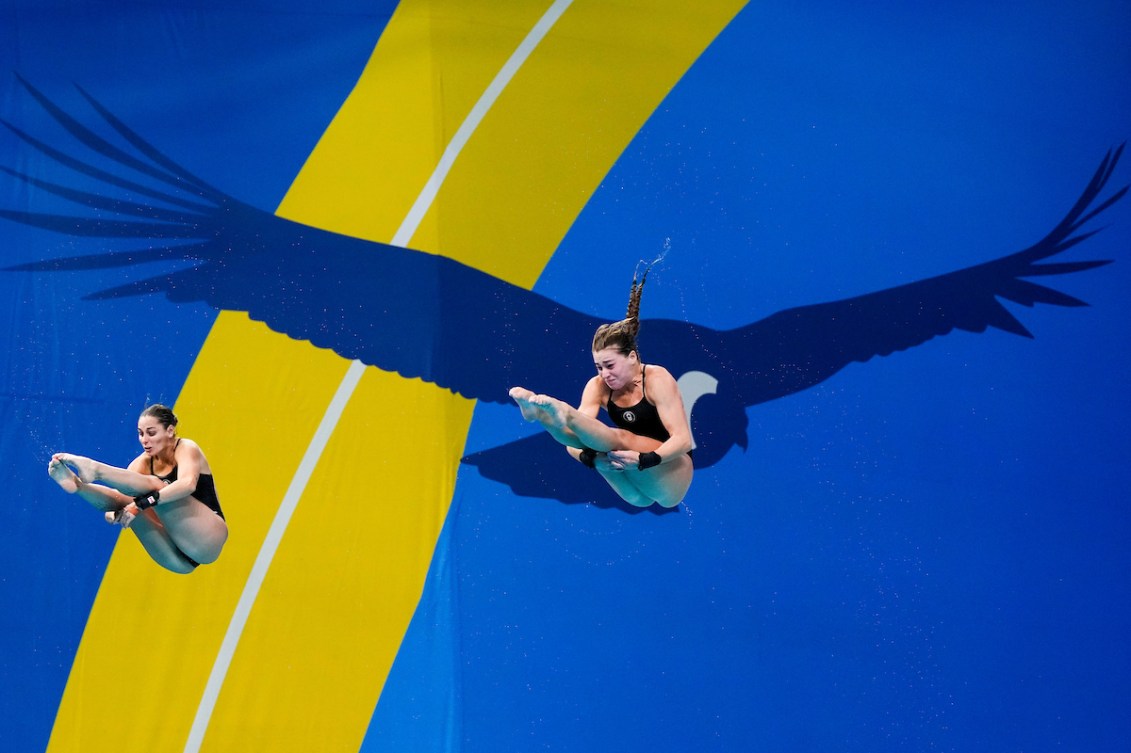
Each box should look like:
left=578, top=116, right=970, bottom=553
left=53, top=453, right=161, bottom=496
left=49, top=457, right=130, bottom=513
left=50, top=457, right=198, bottom=572
left=509, top=387, right=586, bottom=449
left=626, top=454, right=694, bottom=508
left=154, top=499, right=229, bottom=565
left=127, top=512, right=201, bottom=574
left=526, top=393, right=653, bottom=453
left=591, top=452, right=694, bottom=509
left=595, top=467, right=655, bottom=508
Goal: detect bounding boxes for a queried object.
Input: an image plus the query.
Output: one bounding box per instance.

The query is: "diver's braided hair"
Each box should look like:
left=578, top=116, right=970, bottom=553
left=592, top=255, right=661, bottom=357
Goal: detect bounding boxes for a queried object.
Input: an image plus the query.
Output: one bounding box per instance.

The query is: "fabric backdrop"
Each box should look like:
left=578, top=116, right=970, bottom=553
left=2, top=2, right=1129, bottom=751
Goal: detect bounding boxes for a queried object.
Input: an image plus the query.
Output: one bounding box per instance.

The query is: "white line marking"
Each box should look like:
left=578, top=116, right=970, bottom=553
left=184, top=2, right=574, bottom=750
left=393, top=0, right=572, bottom=246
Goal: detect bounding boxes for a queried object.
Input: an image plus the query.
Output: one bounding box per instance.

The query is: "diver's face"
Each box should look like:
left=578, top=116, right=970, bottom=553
left=137, top=416, right=175, bottom=456
left=593, top=348, right=638, bottom=391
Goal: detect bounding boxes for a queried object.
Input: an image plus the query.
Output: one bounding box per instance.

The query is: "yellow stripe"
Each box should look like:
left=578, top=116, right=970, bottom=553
left=277, top=0, right=555, bottom=241
left=48, top=1, right=747, bottom=751
left=416, top=0, right=751, bottom=286
left=201, top=368, right=475, bottom=750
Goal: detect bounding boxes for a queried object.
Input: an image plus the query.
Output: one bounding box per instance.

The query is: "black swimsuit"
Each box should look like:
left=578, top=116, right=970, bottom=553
left=149, top=448, right=226, bottom=520
left=607, top=365, right=671, bottom=443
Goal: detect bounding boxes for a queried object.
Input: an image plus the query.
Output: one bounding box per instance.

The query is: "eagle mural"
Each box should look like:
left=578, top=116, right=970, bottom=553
left=2, top=3, right=1129, bottom=752
left=3, top=79, right=1125, bottom=502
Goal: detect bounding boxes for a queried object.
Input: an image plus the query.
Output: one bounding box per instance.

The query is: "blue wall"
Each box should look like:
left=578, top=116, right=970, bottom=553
left=3, top=2, right=1129, bottom=751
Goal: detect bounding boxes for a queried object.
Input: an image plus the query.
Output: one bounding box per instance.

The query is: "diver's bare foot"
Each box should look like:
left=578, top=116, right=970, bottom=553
left=509, top=387, right=571, bottom=430
left=509, top=387, right=544, bottom=422
left=48, top=458, right=81, bottom=494
left=54, top=453, right=99, bottom=483
left=528, top=393, right=569, bottom=431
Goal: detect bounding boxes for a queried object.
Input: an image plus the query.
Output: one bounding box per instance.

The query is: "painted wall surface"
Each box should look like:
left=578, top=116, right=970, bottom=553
left=2, top=2, right=1129, bottom=751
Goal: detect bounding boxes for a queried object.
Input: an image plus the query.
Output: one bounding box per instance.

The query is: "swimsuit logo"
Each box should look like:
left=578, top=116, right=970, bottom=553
left=622, top=411, right=636, bottom=423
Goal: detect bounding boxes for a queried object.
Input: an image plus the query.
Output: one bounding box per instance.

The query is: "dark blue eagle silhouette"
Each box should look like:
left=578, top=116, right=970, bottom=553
left=2, top=80, right=1126, bottom=508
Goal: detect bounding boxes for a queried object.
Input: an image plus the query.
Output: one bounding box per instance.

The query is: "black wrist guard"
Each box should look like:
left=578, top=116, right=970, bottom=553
left=578, top=448, right=597, bottom=469
left=134, top=489, right=160, bottom=510
left=638, top=451, right=662, bottom=470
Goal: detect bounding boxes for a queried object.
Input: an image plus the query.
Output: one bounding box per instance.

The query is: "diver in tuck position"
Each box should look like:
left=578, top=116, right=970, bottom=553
left=510, top=261, right=693, bottom=508
left=48, top=404, right=228, bottom=573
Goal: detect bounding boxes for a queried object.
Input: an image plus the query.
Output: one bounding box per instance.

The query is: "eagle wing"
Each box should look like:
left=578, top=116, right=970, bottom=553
left=1, top=79, right=599, bottom=404
left=697, top=146, right=1126, bottom=408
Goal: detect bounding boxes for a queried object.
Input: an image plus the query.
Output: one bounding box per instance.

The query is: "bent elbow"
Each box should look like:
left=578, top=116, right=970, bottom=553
left=670, top=434, right=693, bottom=457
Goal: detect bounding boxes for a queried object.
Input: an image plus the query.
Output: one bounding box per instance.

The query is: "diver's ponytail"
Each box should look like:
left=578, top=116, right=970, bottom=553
left=593, top=252, right=665, bottom=355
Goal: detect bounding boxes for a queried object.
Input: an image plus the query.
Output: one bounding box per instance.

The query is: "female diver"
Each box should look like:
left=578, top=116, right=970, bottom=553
left=510, top=264, right=693, bottom=508
left=48, top=404, right=228, bottom=573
